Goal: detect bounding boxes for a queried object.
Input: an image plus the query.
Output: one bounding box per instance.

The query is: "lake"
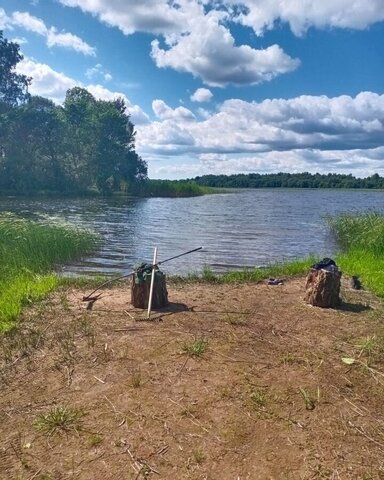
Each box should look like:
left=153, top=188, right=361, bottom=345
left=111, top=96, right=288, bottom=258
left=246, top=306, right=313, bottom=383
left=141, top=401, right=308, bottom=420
left=1, top=189, right=383, bottom=276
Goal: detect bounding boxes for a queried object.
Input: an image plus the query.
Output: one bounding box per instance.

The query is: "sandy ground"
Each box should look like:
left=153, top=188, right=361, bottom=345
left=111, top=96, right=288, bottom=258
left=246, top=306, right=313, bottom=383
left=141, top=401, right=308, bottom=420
left=1, top=276, right=384, bottom=480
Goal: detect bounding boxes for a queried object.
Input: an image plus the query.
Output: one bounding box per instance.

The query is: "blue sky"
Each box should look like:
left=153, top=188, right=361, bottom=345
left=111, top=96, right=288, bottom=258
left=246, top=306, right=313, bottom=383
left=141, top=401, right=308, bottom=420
left=1, top=0, right=384, bottom=179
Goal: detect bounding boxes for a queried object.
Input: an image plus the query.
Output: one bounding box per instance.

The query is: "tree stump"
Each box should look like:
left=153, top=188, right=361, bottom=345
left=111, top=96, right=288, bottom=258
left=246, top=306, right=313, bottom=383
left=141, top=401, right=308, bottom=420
left=131, top=269, right=168, bottom=309
left=304, top=268, right=342, bottom=308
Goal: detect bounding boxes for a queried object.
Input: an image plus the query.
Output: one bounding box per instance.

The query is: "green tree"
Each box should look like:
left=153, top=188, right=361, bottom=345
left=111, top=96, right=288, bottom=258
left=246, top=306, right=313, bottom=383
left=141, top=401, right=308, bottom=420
left=0, top=31, right=30, bottom=111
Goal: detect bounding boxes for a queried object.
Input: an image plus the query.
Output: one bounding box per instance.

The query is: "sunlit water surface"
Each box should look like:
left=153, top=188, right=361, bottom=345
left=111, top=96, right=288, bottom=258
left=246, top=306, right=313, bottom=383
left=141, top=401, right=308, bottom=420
left=1, top=189, right=383, bottom=276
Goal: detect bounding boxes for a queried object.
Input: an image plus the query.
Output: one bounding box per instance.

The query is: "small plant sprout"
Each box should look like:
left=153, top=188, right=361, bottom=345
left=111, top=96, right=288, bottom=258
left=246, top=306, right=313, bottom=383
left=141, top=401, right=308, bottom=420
left=250, top=387, right=267, bottom=408
left=34, top=405, right=84, bottom=436
left=182, top=338, right=208, bottom=357
left=298, top=387, right=320, bottom=411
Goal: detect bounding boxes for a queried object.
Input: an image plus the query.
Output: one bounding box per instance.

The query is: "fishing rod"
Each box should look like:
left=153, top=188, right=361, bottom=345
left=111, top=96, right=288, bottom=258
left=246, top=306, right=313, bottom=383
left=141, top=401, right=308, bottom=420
left=82, top=246, right=203, bottom=301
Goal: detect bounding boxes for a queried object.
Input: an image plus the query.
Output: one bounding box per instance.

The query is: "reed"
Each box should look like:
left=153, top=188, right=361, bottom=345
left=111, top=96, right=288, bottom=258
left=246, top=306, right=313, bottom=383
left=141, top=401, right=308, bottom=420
left=132, top=179, right=215, bottom=197
left=0, top=214, right=97, bottom=330
left=327, top=212, right=384, bottom=296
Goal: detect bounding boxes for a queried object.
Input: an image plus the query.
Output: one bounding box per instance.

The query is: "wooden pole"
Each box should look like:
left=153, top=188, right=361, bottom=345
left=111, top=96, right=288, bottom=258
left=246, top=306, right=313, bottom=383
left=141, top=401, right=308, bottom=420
left=147, top=247, right=158, bottom=319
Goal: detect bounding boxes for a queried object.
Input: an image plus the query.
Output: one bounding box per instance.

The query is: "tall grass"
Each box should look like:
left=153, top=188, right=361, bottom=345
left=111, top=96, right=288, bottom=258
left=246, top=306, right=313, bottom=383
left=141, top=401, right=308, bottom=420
left=327, top=212, right=384, bottom=296
left=132, top=179, right=214, bottom=197
left=0, top=214, right=97, bottom=330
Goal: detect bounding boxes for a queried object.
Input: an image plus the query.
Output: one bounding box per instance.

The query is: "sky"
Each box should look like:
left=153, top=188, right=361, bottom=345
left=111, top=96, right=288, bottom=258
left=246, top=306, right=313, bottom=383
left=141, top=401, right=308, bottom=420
left=1, top=0, right=384, bottom=179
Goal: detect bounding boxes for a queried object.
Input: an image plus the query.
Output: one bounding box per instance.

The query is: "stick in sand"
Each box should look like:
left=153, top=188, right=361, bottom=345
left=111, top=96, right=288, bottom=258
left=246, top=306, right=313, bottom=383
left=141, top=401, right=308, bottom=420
left=147, top=247, right=158, bottom=319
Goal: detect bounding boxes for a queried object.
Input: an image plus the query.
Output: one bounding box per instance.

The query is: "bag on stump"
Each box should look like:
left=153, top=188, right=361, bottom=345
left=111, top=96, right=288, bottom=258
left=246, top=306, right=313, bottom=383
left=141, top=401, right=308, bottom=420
left=131, top=263, right=168, bottom=309
left=304, top=258, right=342, bottom=308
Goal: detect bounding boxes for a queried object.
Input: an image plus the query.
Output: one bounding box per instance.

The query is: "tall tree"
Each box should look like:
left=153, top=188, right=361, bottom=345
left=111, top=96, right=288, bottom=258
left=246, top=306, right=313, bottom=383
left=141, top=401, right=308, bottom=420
left=0, top=31, right=31, bottom=111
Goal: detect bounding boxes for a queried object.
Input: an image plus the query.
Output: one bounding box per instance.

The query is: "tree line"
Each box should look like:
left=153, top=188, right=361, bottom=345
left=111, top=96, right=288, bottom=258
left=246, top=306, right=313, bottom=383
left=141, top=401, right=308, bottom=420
left=0, top=31, right=147, bottom=195
left=192, top=172, right=384, bottom=189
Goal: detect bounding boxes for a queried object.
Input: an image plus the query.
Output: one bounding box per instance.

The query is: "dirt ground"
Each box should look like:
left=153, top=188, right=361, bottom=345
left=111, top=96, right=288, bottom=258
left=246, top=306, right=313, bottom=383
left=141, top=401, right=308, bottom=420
left=1, top=276, right=384, bottom=480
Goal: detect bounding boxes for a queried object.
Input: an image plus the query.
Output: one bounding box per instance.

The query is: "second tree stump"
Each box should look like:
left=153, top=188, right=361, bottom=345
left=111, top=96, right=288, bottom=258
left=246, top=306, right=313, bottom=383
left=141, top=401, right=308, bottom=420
left=304, top=267, right=341, bottom=308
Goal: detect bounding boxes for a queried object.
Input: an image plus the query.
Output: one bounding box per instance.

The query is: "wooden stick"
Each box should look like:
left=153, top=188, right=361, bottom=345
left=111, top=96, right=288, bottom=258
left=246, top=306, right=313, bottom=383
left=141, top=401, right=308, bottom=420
left=147, top=247, right=158, bottom=319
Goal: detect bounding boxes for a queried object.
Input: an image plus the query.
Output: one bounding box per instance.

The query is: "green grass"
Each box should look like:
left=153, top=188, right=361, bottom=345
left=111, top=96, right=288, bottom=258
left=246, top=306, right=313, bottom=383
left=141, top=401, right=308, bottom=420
left=327, top=212, right=384, bottom=297
left=169, top=257, right=315, bottom=285
left=34, top=405, right=84, bottom=436
left=182, top=338, right=209, bottom=357
left=0, top=214, right=97, bottom=331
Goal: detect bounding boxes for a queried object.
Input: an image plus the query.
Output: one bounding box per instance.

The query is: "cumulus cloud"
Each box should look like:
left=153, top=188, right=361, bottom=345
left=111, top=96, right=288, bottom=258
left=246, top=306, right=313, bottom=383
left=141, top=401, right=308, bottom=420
left=58, top=0, right=187, bottom=35
left=230, top=0, right=384, bottom=36
left=152, top=99, right=195, bottom=121
left=151, top=8, right=299, bottom=87
left=136, top=92, right=384, bottom=174
left=5, top=9, right=95, bottom=55
left=16, top=58, right=149, bottom=124
left=191, top=88, right=213, bottom=103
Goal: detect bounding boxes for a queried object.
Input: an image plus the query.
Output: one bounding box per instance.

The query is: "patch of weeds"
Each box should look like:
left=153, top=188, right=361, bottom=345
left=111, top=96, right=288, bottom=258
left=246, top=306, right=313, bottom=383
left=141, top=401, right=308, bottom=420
left=182, top=338, right=208, bottom=357
left=250, top=387, right=267, bottom=408
left=131, top=369, right=142, bottom=388
left=192, top=447, right=205, bottom=465
left=87, top=434, right=103, bottom=447
left=298, top=387, right=320, bottom=411
left=247, top=385, right=275, bottom=419
left=34, top=405, right=84, bottom=436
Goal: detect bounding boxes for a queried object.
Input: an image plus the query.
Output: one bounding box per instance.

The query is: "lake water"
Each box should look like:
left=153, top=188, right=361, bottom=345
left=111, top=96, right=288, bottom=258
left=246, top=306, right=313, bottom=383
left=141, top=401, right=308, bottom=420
left=1, top=189, right=383, bottom=276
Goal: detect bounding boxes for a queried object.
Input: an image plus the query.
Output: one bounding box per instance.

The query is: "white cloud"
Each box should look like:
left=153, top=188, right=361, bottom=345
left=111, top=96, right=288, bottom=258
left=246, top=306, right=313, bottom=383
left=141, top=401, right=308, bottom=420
left=191, top=88, right=213, bottom=103
left=12, top=11, right=47, bottom=35
left=152, top=99, right=195, bottom=121
left=58, top=0, right=188, bottom=36
left=231, top=0, right=384, bottom=36
left=136, top=92, right=384, bottom=176
left=17, top=57, right=76, bottom=104
left=8, top=10, right=96, bottom=55
left=46, top=29, right=96, bottom=56
left=16, top=58, right=149, bottom=125
left=151, top=8, right=299, bottom=87
left=58, top=0, right=384, bottom=37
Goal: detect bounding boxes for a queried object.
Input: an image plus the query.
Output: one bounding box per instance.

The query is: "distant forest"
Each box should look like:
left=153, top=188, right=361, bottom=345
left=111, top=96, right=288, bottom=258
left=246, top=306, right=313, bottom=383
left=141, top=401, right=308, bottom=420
left=192, top=172, right=384, bottom=189
left=0, top=31, right=147, bottom=195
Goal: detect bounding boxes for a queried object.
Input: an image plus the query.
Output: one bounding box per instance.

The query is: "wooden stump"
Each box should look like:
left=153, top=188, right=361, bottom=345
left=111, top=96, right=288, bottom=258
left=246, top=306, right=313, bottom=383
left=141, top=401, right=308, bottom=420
left=131, top=270, right=168, bottom=309
left=304, top=268, right=342, bottom=308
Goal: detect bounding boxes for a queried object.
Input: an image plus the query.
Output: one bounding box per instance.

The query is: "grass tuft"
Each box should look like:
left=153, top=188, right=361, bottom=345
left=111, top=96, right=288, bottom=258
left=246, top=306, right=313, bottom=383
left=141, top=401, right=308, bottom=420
left=183, top=338, right=209, bottom=357
left=34, top=405, right=84, bottom=436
